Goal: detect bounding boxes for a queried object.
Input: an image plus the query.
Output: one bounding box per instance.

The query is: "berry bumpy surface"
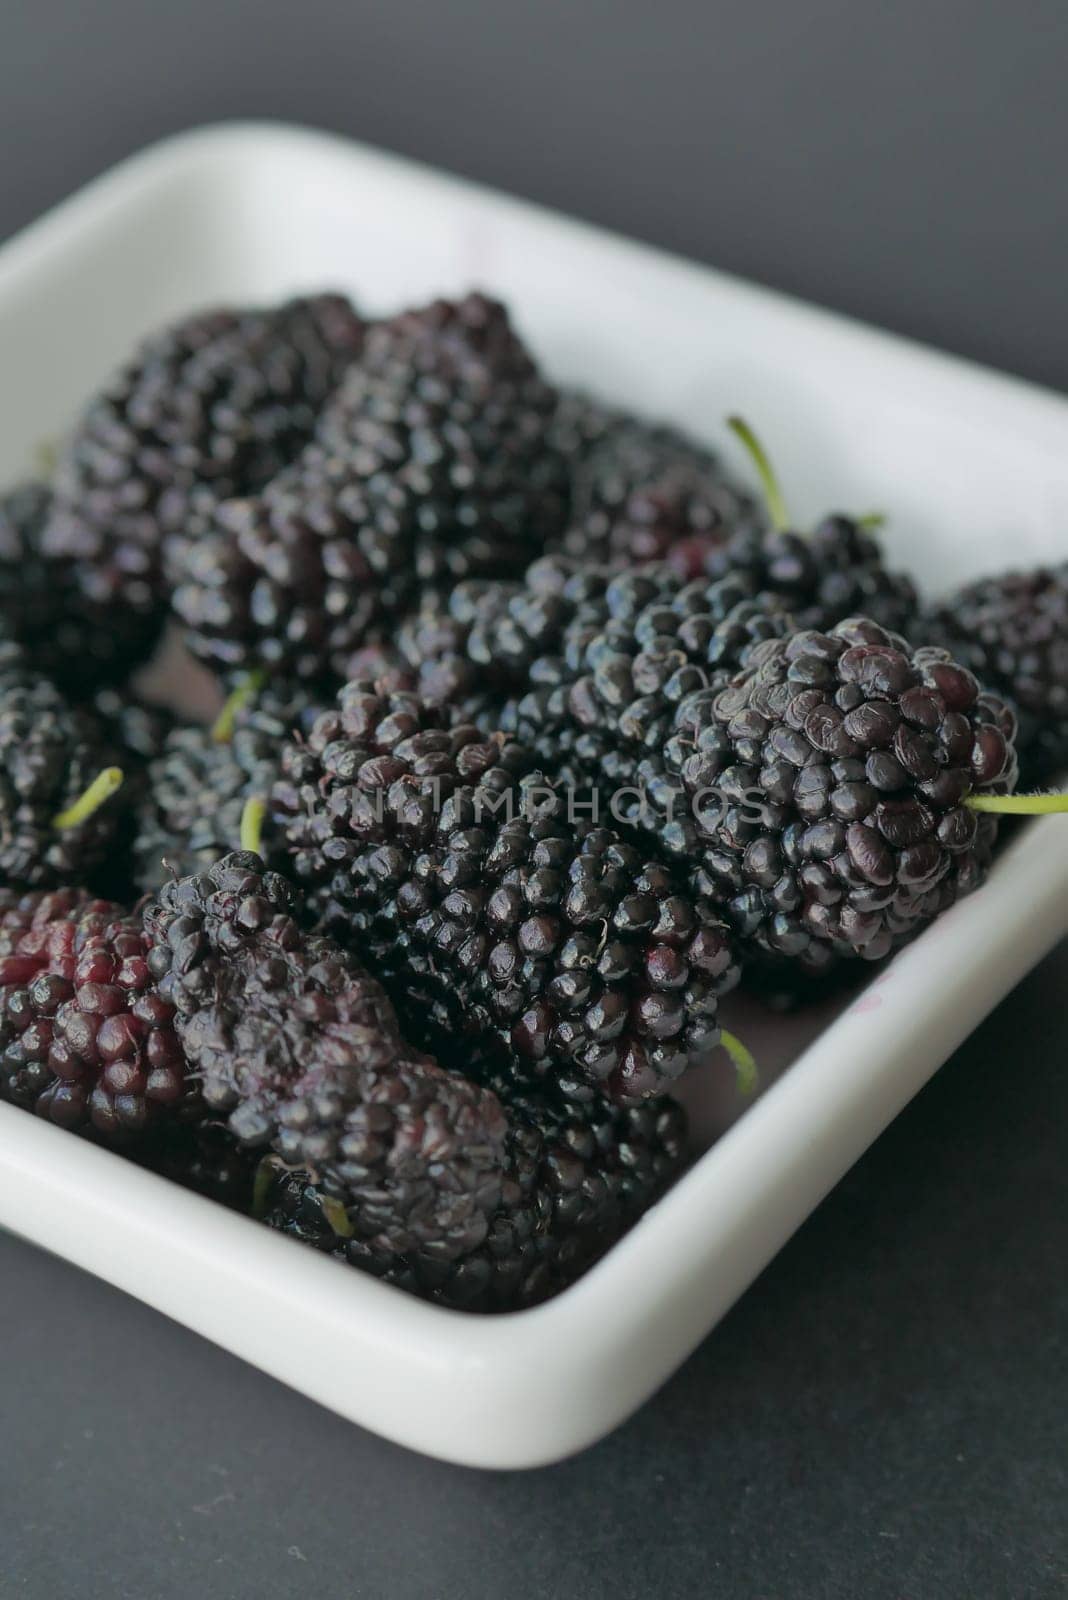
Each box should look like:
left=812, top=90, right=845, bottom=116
left=271, top=686, right=740, bottom=1103
left=698, top=515, right=919, bottom=639
left=547, top=390, right=756, bottom=571
left=265, top=1072, right=688, bottom=1312
left=667, top=617, right=1019, bottom=975
left=503, top=565, right=792, bottom=799
left=0, top=888, right=186, bottom=1137
left=143, top=852, right=509, bottom=1258
left=43, top=294, right=365, bottom=617
left=339, top=560, right=588, bottom=732
left=707, top=418, right=919, bottom=638
left=0, top=647, right=125, bottom=888
left=0, top=483, right=162, bottom=694
left=919, top=564, right=1068, bottom=785
left=355, top=558, right=792, bottom=867
left=131, top=679, right=332, bottom=891
left=172, top=294, right=570, bottom=680
left=343, top=555, right=791, bottom=794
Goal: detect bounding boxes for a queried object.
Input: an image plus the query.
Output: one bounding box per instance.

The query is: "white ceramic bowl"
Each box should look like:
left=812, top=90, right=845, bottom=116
left=0, top=123, right=1065, bottom=1469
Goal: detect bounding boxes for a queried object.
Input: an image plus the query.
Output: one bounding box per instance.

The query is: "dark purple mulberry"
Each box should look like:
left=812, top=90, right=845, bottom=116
left=131, top=678, right=332, bottom=890
left=698, top=418, right=919, bottom=637
left=0, top=646, right=126, bottom=889
left=667, top=616, right=1019, bottom=974
left=264, top=1073, right=689, bottom=1311
left=43, top=294, right=364, bottom=616
left=171, top=294, right=569, bottom=680
left=919, top=564, right=1068, bottom=785
left=143, top=851, right=509, bottom=1259
left=548, top=390, right=755, bottom=570
left=271, top=685, right=741, bottom=1103
left=0, top=483, right=162, bottom=693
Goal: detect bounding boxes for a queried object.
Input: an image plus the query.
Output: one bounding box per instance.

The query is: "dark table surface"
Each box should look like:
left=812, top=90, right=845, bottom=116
left=3, top=4, right=1067, bottom=1596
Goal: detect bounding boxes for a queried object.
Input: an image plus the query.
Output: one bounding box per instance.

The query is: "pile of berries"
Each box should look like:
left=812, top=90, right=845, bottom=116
left=0, top=285, right=1061, bottom=1315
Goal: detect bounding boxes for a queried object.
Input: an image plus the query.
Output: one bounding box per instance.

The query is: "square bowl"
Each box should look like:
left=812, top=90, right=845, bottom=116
left=1, top=122, right=1065, bottom=1469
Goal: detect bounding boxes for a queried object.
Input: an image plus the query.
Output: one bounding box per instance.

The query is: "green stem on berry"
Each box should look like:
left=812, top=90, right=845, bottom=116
left=965, top=791, right=1068, bottom=816
left=321, top=1195, right=355, bottom=1239
left=727, top=416, right=789, bottom=532
left=52, top=767, right=124, bottom=830
left=720, top=1028, right=758, bottom=1097
left=239, top=796, right=266, bottom=855
left=728, top=418, right=889, bottom=537
left=211, top=670, right=266, bottom=744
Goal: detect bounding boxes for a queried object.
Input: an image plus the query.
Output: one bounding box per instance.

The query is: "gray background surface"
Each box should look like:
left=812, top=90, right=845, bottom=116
left=2, top=3, right=1067, bottom=1596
